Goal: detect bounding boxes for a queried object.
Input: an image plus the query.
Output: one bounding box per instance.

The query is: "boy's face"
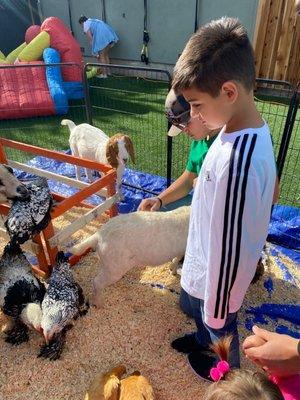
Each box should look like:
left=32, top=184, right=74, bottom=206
left=182, top=115, right=211, bottom=141
left=182, top=84, right=236, bottom=130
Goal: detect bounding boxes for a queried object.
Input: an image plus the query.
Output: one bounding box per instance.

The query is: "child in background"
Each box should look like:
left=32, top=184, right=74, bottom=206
left=138, top=89, right=217, bottom=212
left=205, top=331, right=300, bottom=400
left=79, top=15, right=118, bottom=78
left=171, top=16, right=276, bottom=376
left=205, top=336, right=284, bottom=400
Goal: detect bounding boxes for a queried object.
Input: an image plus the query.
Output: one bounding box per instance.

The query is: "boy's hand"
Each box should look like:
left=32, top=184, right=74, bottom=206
left=138, top=197, right=161, bottom=212
left=243, top=325, right=300, bottom=377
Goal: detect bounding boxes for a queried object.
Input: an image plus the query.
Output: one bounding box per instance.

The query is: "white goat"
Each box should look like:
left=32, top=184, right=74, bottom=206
left=0, top=164, right=29, bottom=203
left=71, top=206, right=190, bottom=307
left=61, top=120, right=135, bottom=198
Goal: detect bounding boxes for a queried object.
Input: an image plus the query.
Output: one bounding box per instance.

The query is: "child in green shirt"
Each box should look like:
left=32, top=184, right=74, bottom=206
left=138, top=89, right=217, bottom=212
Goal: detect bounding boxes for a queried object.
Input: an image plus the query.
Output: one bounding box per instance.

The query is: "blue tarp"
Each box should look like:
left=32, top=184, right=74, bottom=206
left=245, top=304, right=300, bottom=339
left=15, top=151, right=168, bottom=214
left=43, top=48, right=69, bottom=114
left=13, top=152, right=299, bottom=335
left=15, top=151, right=300, bottom=256
left=268, top=204, right=300, bottom=251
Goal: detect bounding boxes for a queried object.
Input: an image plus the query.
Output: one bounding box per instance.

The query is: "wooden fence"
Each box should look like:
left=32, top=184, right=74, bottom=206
left=254, top=0, right=300, bottom=84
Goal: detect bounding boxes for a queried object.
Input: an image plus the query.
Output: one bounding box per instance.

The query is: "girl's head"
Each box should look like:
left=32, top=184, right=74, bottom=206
left=206, top=336, right=284, bottom=400
left=206, top=370, right=284, bottom=400
left=78, top=15, right=88, bottom=25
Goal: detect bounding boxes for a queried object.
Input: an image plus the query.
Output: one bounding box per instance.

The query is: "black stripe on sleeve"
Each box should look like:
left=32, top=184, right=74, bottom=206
left=213, top=136, right=240, bottom=319
left=219, top=134, right=249, bottom=319
left=224, top=134, right=257, bottom=319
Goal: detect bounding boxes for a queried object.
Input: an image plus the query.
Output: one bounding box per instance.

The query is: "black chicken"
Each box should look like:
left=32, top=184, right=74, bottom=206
left=39, top=251, right=88, bottom=360
left=5, top=177, right=53, bottom=245
left=0, top=243, right=45, bottom=344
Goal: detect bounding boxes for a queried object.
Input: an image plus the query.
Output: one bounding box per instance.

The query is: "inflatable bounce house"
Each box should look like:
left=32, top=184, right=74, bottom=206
left=0, top=17, right=95, bottom=120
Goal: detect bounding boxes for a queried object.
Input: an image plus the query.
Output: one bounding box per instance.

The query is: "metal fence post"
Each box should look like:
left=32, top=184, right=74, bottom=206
left=166, top=80, right=173, bottom=187
left=276, top=87, right=299, bottom=179
left=83, top=64, right=93, bottom=125
left=166, top=131, right=173, bottom=187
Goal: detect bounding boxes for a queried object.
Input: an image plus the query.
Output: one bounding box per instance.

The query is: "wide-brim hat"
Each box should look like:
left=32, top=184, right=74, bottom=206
left=165, top=89, right=191, bottom=137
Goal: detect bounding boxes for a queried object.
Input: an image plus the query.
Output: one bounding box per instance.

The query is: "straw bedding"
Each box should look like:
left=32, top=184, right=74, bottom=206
left=0, top=207, right=299, bottom=400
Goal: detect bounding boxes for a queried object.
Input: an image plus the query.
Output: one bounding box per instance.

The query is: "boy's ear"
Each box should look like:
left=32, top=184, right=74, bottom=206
left=221, top=81, right=238, bottom=104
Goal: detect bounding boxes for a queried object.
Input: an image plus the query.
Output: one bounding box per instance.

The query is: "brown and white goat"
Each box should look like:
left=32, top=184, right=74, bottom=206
left=61, top=119, right=135, bottom=198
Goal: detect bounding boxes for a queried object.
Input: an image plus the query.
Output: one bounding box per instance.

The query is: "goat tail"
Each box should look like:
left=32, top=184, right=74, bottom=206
left=71, top=232, right=99, bottom=255
left=61, top=119, right=77, bottom=131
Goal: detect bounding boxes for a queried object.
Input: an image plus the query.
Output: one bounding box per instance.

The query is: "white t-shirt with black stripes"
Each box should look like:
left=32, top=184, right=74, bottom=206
left=181, top=122, right=276, bottom=329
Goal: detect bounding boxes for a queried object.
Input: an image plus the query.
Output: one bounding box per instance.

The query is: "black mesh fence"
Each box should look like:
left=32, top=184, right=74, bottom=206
left=171, top=79, right=299, bottom=208
left=0, top=64, right=298, bottom=247
left=254, top=79, right=299, bottom=208
left=252, top=80, right=299, bottom=249
left=83, top=70, right=299, bottom=213
left=83, top=63, right=171, bottom=183
left=275, top=89, right=299, bottom=211
left=0, top=63, right=86, bottom=163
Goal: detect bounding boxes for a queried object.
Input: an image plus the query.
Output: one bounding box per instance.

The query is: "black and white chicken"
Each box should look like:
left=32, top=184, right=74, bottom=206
left=5, top=177, right=53, bottom=245
left=39, top=251, right=88, bottom=360
left=0, top=242, right=45, bottom=345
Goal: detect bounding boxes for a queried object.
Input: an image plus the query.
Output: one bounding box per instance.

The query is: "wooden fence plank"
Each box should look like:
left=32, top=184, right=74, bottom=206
left=254, top=0, right=300, bottom=84
left=254, top=0, right=272, bottom=75
left=286, top=13, right=300, bottom=83
left=274, top=0, right=297, bottom=80
left=260, top=0, right=282, bottom=78
left=268, top=0, right=286, bottom=77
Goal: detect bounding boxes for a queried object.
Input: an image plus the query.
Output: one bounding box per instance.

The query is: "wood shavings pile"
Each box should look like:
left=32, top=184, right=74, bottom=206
left=0, top=209, right=299, bottom=399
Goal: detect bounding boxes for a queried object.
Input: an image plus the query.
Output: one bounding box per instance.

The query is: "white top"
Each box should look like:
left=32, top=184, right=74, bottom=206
left=83, top=19, right=92, bottom=33
left=181, top=123, right=276, bottom=329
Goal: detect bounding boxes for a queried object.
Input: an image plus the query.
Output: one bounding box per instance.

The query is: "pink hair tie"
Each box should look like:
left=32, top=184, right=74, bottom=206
left=210, top=360, right=230, bottom=382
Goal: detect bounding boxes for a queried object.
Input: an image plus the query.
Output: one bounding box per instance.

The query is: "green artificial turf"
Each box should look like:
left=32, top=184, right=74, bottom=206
left=0, top=75, right=298, bottom=207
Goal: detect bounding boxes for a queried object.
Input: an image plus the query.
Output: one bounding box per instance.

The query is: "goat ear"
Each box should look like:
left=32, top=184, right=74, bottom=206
left=125, top=136, right=135, bottom=164
left=106, top=139, right=119, bottom=168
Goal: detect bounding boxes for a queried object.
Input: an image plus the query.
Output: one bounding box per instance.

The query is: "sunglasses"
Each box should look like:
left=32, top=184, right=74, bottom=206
left=166, top=109, right=191, bottom=129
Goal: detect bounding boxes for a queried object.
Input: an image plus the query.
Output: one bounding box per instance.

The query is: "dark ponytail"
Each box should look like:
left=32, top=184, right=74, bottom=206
left=78, top=15, right=88, bottom=24
left=210, top=335, right=232, bottom=362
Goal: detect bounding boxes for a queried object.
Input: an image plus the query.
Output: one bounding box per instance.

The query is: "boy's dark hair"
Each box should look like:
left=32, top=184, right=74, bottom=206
left=78, top=15, right=88, bottom=24
left=172, top=17, right=255, bottom=97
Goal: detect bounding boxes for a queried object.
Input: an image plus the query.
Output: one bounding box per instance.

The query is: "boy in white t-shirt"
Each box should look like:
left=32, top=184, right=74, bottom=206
left=171, top=17, right=276, bottom=379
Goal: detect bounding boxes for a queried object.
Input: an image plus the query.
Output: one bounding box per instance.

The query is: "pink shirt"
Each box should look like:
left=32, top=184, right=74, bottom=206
left=270, top=374, right=300, bottom=400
